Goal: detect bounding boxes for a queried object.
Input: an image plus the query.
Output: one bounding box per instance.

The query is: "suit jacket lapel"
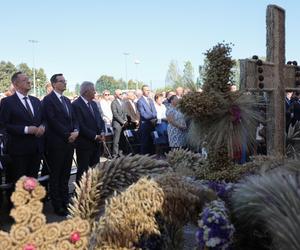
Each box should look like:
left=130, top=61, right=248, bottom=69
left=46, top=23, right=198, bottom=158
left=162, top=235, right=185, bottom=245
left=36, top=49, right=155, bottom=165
left=29, top=96, right=39, bottom=119
left=12, top=93, right=33, bottom=121
left=80, top=97, right=96, bottom=121
left=50, top=92, right=69, bottom=119
left=143, top=97, right=152, bottom=112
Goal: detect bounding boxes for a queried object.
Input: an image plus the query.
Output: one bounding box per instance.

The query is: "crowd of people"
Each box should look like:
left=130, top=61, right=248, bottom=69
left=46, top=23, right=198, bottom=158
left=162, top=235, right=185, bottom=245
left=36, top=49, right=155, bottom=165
left=0, top=72, right=192, bottom=216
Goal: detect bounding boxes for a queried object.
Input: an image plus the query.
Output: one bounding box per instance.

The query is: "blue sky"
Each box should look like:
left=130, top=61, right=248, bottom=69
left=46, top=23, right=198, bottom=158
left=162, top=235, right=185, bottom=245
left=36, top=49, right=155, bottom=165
left=1, top=0, right=299, bottom=90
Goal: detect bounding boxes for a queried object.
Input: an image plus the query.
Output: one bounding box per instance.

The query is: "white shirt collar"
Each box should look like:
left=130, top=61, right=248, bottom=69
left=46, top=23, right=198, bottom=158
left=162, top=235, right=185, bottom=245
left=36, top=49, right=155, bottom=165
left=16, top=91, right=28, bottom=100
left=80, top=96, right=89, bottom=105
left=53, top=90, right=63, bottom=100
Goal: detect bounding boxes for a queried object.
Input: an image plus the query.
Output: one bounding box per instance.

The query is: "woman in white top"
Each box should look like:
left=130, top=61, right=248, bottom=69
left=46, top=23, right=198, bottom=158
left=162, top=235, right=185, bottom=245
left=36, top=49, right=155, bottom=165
left=99, top=90, right=113, bottom=134
left=154, top=93, right=167, bottom=122
left=153, top=94, right=168, bottom=154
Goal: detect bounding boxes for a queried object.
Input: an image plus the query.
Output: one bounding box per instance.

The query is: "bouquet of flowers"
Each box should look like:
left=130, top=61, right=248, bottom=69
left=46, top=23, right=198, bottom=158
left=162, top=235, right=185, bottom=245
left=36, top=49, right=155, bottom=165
left=196, top=200, right=235, bottom=250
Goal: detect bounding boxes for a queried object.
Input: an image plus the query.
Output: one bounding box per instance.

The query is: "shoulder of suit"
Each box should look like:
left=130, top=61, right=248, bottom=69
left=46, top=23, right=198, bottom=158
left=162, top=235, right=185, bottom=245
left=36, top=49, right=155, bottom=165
left=29, top=95, right=41, bottom=102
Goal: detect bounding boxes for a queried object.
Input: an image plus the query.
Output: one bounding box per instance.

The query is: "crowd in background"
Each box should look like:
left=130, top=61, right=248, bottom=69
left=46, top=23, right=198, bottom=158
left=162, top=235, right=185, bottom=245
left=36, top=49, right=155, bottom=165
left=0, top=72, right=193, bottom=216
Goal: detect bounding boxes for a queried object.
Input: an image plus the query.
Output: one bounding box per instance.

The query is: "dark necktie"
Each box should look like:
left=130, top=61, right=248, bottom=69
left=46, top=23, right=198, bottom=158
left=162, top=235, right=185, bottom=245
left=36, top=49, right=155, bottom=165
left=60, top=96, right=70, bottom=116
left=88, top=102, right=95, bottom=118
left=23, top=97, right=34, bottom=119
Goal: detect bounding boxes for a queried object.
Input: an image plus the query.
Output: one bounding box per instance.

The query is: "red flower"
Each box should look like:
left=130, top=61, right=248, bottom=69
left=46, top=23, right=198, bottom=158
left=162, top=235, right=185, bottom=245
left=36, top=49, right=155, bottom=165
left=70, top=231, right=81, bottom=244
left=23, top=177, right=37, bottom=191
left=23, top=244, right=36, bottom=250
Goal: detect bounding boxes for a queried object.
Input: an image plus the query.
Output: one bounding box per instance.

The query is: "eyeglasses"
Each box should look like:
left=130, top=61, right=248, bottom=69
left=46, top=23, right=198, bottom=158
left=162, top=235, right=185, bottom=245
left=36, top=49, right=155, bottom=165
left=57, top=80, right=67, bottom=84
left=104, top=94, right=110, bottom=96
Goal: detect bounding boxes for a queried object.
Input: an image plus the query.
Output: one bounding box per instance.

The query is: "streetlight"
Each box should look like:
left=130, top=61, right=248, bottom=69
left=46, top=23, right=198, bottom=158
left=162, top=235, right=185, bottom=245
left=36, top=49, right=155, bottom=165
left=28, top=39, right=39, bottom=96
left=134, top=59, right=140, bottom=90
left=123, top=52, right=130, bottom=89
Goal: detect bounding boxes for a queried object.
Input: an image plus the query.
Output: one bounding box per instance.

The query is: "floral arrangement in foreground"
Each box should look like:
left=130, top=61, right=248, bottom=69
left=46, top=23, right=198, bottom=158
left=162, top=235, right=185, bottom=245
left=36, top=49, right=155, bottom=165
left=196, top=200, right=235, bottom=250
left=0, top=176, right=90, bottom=250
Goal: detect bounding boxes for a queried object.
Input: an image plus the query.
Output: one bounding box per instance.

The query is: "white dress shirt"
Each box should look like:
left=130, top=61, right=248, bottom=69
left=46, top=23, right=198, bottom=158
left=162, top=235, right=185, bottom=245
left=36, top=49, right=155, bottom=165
left=16, top=91, right=34, bottom=116
left=16, top=91, right=35, bottom=134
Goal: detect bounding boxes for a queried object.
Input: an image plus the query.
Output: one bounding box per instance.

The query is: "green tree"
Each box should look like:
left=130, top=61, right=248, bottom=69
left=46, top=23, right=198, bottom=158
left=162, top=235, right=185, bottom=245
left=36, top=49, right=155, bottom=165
left=182, top=61, right=195, bottom=85
left=95, top=75, right=123, bottom=93
left=0, top=61, right=17, bottom=92
left=165, top=60, right=182, bottom=88
left=17, top=63, right=48, bottom=96
left=75, top=83, right=80, bottom=95
left=127, top=79, right=144, bottom=90
left=35, top=68, right=48, bottom=96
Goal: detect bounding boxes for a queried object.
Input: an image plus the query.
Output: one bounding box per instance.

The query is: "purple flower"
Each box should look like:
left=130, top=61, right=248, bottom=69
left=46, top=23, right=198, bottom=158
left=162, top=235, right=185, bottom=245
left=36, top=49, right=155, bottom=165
left=196, top=200, right=235, bottom=250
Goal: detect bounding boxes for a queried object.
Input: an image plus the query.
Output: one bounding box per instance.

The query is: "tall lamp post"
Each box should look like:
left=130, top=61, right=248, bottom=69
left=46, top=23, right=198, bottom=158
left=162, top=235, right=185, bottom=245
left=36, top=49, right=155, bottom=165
left=123, top=52, right=130, bottom=90
left=134, top=59, right=140, bottom=90
left=28, top=39, right=39, bottom=96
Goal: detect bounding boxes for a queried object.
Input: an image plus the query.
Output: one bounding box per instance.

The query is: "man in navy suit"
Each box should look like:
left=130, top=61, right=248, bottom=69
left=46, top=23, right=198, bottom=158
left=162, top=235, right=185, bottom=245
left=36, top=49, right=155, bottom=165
left=137, top=85, right=157, bottom=154
left=0, top=72, right=45, bottom=184
left=43, top=73, right=79, bottom=216
left=72, top=81, right=105, bottom=182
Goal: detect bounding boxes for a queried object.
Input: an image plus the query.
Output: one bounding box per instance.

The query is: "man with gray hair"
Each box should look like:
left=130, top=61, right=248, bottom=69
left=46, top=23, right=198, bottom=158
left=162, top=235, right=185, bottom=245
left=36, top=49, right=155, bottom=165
left=72, top=81, right=105, bottom=182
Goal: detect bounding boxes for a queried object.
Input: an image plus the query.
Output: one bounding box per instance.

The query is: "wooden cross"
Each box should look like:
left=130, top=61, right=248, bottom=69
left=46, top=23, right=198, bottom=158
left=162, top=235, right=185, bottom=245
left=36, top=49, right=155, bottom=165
left=239, top=5, right=300, bottom=156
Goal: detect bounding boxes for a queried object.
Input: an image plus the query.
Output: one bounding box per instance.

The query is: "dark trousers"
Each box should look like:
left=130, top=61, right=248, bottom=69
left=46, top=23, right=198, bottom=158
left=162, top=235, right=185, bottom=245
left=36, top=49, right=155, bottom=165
left=7, top=154, right=41, bottom=183
left=139, top=121, right=154, bottom=154
left=47, top=145, right=74, bottom=209
left=76, top=147, right=100, bottom=183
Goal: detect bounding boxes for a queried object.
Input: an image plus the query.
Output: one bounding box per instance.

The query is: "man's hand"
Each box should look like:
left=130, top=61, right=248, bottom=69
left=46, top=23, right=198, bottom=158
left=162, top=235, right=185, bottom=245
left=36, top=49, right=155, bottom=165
left=95, top=134, right=106, bottom=142
left=35, top=125, right=45, bottom=137
left=27, top=126, right=38, bottom=135
left=68, top=131, right=79, bottom=143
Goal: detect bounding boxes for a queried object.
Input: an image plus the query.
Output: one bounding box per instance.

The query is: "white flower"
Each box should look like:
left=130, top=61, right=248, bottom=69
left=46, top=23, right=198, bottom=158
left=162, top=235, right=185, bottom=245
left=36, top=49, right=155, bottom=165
left=206, top=237, right=221, bottom=247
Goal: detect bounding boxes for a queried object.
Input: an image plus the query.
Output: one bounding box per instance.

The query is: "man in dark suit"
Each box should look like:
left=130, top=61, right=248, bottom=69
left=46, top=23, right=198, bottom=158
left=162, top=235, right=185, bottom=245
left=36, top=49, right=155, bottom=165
left=137, top=85, right=157, bottom=154
left=111, top=89, right=127, bottom=156
left=42, top=73, right=79, bottom=216
left=124, top=91, right=140, bottom=129
left=72, top=81, right=105, bottom=183
left=0, top=72, right=45, bottom=184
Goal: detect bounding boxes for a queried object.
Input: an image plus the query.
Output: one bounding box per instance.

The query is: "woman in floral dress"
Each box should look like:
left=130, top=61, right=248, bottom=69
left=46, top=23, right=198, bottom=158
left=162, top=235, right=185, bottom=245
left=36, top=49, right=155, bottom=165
left=166, top=95, right=187, bottom=149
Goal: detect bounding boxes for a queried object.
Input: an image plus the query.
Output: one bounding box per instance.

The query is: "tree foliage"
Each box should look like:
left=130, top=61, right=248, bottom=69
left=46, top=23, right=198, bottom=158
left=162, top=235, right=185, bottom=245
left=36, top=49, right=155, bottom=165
left=75, top=83, right=80, bottom=95
left=182, top=61, right=195, bottom=85
left=0, top=61, right=48, bottom=96
left=95, top=75, right=145, bottom=93
left=165, top=60, right=182, bottom=88
left=95, top=75, right=123, bottom=93
left=0, top=61, right=16, bottom=93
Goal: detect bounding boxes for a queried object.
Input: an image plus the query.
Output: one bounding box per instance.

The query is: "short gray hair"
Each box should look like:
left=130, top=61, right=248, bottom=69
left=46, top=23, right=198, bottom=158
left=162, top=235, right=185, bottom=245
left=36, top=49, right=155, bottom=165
left=80, top=81, right=94, bottom=96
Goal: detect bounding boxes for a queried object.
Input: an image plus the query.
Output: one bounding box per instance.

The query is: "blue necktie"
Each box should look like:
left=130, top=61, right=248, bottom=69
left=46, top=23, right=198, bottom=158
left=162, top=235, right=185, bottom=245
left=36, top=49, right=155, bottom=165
left=60, top=96, right=69, bottom=116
